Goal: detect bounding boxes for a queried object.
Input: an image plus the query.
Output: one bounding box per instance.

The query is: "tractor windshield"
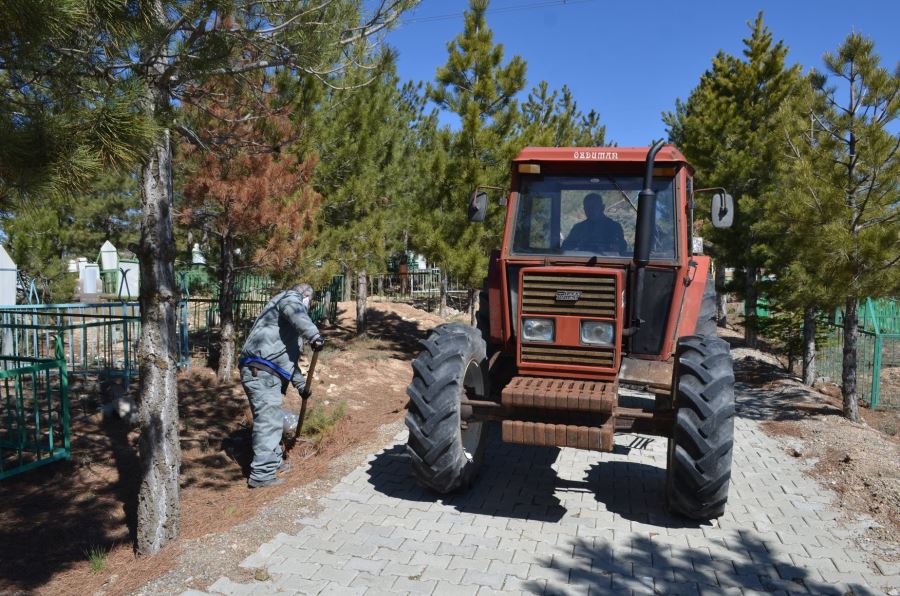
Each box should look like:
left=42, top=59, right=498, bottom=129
left=512, top=175, right=676, bottom=259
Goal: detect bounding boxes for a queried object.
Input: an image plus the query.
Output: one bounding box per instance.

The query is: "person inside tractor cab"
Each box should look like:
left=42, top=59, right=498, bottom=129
left=561, top=192, right=628, bottom=254
left=238, top=283, right=325, bottom=488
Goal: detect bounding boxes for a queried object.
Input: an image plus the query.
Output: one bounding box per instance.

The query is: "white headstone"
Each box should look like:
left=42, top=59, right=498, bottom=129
left=191, top=243, right=206, bottom=265
left=119, top=261, right=140, bottom=298
left=81, top=263, right=100, bottom=294
left=100, top=240, right=118, bottom=271
left=0, top=245, right=17, bottom=305
left=67, top=258, right=79, bottom=273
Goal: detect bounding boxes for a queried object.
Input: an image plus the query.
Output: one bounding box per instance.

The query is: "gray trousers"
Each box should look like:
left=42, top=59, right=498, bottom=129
left=240, top=367, right=286, bottom=482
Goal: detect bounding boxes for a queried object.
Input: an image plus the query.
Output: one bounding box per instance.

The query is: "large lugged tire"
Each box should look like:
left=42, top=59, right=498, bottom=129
left=694, top=268, right=717, bottom=337
left=666, top=335, right=735, bottom=519
left=405, top=323, right=489, bottom=493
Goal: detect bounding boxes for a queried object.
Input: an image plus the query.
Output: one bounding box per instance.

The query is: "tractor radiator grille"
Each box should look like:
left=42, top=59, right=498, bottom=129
left=521, top=344, right=615, bottom=367
left=521, top=273, right=617, bottom=317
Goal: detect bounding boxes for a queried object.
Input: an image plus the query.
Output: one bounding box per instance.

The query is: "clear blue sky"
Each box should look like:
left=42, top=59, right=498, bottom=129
left=382, top=0, right=900, bottom=146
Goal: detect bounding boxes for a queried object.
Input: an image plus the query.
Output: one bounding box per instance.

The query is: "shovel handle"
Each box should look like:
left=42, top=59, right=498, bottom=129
left=286, top=348, right=320, bottom=453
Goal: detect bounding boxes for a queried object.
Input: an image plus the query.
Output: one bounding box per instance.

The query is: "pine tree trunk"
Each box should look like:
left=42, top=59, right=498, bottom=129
left=343, top=269, right=352, bottom=302
left=217, top=234, right=235, bottom=383
left=439, top=271, right=448, bottom=318
left=841, top=298, right=861, bottom=422
left=743, top=268, right=758, bottom=348
left=715, top=262, right=728, bottom=327
left=136, top=127, right=181, bottom=555
left=356, top=270, right=367, bottom=336
left=468, top=288, right=476, bottom=326
left=802, top=305, right=817, bottom=386
left=841, top=73, right=861, bottom=423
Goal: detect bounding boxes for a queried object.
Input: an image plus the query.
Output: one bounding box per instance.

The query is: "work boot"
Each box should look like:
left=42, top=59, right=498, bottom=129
left=247, top=476, right=284, bottom=489
left=277, top=461, right=293, bottom=474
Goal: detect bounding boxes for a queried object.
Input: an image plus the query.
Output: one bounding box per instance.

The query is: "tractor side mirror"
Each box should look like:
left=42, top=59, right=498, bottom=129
left=711, top=193, right=734, bottom=229
left=468, top=190, right=489, bottom=223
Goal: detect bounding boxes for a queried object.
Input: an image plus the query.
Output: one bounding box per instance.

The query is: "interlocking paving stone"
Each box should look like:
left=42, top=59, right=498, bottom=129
left=199, top=383, right=897, bottom=596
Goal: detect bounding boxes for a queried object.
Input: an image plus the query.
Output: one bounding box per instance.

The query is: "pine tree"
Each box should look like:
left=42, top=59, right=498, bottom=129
left=180, top=79, right=320, bottom=382
left=312, top=55, right=424, bottom=334
left=419, top=0, right=526, bottom=317
left=664, top=13, right=801, bottom=347
left=519, top=81, right=606, bottom=147
left=765, top=34, right=899, bottom=421
left=0, top=2, right=157, bottom=203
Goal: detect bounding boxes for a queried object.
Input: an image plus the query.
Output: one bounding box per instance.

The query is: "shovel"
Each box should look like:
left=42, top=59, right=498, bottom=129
left=283, top=347, right=320, bottom=457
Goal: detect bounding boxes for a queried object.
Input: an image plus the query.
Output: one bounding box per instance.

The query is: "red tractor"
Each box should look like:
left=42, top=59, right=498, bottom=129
left=405, top=142, right=736, bottom=519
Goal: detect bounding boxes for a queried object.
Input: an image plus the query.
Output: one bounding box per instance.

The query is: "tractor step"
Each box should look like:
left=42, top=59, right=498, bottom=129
left=501, top=376, right=616, bottom=414
left=501, top=419, right=615, bottom=452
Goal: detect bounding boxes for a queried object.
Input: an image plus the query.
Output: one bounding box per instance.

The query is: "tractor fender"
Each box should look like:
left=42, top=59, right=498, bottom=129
left=673, top=256, right=712, bottom=340
left=486, top=250, right=503, bottom=344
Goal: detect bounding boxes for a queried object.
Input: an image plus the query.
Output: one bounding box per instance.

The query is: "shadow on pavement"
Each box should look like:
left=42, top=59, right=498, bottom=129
left=366, top=421, right=881, bottom=596
left=366, top=425, right=567, bottom=522
left=520, top=532, right=872, bottom=595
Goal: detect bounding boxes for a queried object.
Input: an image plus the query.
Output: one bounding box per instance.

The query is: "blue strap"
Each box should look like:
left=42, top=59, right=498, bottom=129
left=239, top=356, right=292, bottom=380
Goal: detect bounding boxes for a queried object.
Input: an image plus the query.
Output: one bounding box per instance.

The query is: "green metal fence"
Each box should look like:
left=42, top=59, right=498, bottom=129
left=817, top=298, right=899, bottom=409
left=311, top=276, right=342, bottom=324
left=1, top=336, right=70, bottom=480
left=0, top=302, right=190, bottom=384
left=183, top=275, right=341, bottom=359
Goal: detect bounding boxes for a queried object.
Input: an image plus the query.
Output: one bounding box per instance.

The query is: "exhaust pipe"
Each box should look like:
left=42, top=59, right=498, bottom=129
left=625, top=140, right=665, bottom=336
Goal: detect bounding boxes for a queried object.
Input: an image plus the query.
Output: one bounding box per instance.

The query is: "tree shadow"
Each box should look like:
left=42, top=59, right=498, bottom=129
left=519, top=531, right=871, bottom=595
left=327, top=305, right=435, bottom=362
left=734, top=357, right=842, bottom=422
left=0, top=370, right=252, bottom=592
left=176, top=373, right=252, bottom=490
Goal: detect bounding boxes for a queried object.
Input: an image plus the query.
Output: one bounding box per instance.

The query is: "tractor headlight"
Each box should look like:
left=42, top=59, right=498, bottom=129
left=581, top=320, right=615, bottom=346
left=522, top=318, right=555, bottom=343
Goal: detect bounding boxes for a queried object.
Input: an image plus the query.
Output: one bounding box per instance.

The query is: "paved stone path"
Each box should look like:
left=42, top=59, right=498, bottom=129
left=199, top=380, right=899, bottom=595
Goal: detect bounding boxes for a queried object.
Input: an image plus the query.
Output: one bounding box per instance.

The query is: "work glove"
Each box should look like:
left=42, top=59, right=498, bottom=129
left=310, top=335, right=326, bottom=351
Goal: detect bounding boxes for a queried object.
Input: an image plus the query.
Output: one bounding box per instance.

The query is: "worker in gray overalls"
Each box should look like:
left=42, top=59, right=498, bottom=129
left=239, top=283, right=325, bottom=488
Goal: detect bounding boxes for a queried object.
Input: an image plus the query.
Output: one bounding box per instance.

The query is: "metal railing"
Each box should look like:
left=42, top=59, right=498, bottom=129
left=0, top=302, right=190, bottom=384
left=367, top=270, right=468, bottom=300
left=1, top=336, right=70, bottom=480
left=183, top=276, right=341, bottom=358
left=817, top=298, right=899, bottom=409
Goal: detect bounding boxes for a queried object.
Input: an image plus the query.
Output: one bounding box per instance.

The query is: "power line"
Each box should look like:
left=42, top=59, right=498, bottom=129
left=400, top=0, right=596, bottom=25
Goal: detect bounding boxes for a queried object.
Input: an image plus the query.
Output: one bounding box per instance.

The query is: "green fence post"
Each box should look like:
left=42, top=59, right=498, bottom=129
left=871, top=334, right=882, bottom=409
left=56, top=335, right=70, bottom=457
left=867, top=298, right=881, bottom=409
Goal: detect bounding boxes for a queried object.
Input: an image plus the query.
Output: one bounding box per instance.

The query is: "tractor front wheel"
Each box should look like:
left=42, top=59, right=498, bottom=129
left=666, top=335, right=735, bottom=519
left=405, top=323, right=489, bottom=493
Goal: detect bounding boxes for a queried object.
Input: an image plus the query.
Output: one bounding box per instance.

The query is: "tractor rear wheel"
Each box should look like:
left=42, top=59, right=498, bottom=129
left=666, top=335, right=735, bottom=519
left=405, top=323, right=489, bottom=493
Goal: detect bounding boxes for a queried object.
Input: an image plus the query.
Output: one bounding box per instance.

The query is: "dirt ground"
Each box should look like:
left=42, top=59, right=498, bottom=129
left=0, top=301, right=447, bottom=595
left=719, top=325, right=900, bottom=560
